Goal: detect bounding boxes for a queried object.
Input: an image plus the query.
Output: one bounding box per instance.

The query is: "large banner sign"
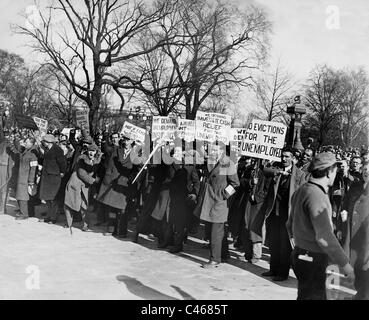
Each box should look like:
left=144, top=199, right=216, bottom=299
left=151, top=116, right=177, bottom=141
left=240, top=119, right=287, bottom=162
left=195, top=111, right=232, bottom=144
left=176, top=119, right=196, bottom=142
left=229, top=128, right=247, bottom=151
left=33, top=117, right=48, bottom=136
left=76, top=109, right=90, bottom=133
left=121, top=121, right=146, bottom=143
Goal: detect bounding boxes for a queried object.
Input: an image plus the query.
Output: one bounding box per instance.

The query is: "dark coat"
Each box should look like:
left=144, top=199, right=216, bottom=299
left=96, top=147, right=139, bottom=210
left=15, top=147, right=38, bottom=201
left=151, top=163, right=200, bottom=223
left=39, top=144, right=67, bottom=201
left=349, top=185, right=369, bottom=273
left=258, top=163, right=304, bottom=220
left=199, top=156, right=240, bottom=224
left=65, top=154, right=99, bottom=212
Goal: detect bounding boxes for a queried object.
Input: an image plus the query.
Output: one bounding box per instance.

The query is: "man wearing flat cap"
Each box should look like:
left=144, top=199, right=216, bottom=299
left=39, top=134, right=67, bottom=224
left=287, top=152, right=355, bottom=299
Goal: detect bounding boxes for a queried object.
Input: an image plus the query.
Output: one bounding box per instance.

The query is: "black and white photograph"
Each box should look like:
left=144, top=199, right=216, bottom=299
left=0, top=0, right=368, bottom=305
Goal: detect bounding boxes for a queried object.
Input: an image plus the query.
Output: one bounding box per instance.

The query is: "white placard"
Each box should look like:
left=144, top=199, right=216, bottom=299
left=240, top=119, right=287, bottom=162
left=121, top=121, right=146, bottom=143
left=33, top=117, right=48, bottom=136
left=61, top=128, right=73, bottom=139
left=176, top=119, right=196, bottom=142
left=229, top=128, right=247, bottom=151
left=76, top=109, right=90, bottom=133
left=195, top=111, right=232, bottom=144
left=151, top=116, right=177, bottom=141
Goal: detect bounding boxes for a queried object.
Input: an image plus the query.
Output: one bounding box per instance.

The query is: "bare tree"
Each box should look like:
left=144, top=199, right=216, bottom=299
left=255, top=59, right=295, bottom=121
left=304, top=65, right=343, bottom=147
left=339, top=67, right=369, bottom=148
left=16, top=0, right=174, bottom=134
left=119, top=0, right=271, bottom=119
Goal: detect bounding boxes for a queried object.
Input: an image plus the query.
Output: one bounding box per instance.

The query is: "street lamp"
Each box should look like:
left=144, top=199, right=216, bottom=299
left=128, top=108, right=134, bottom=121
left=286, top=95, right=306, bottom=150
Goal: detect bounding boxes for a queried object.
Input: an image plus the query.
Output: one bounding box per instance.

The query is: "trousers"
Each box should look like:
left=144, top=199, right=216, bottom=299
left=106, top=206, right=127, bottom=236
left=18, top=200, right=35, bottom=218
left=291, top=247, right=328, bottom=300
left=266, top=212, right=292, bottom=278
left=209, top=222, right=229, bottom=263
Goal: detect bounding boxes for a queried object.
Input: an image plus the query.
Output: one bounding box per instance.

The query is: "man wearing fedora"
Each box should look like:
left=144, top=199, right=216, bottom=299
left=39, top=134, right=67, bottom=224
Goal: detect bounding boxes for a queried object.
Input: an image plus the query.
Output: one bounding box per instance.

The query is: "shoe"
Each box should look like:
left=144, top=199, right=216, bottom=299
left=201, top=261, right=221, bottom=269
left=15, top=216, right=28, bottom=220
left=261, top=271, right=275, bottom=277
left=158, top=242, right=169, bottom=249
left=48, top=220, right=57, bottom=224
left=132, top=232, right=139, bottom=243
left=250, top=258, right=260, bottom=264
left=38, top=218, right=45, bottom=222
left=273, top=276, right=288, bottom=282
left=81, top=226, right=90, bottom=232
left=103, top=232, right=113, bottom=236
left=168, top=246, right=183, bottom=254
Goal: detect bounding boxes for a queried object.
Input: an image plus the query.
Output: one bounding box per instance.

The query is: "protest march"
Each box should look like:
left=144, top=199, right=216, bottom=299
left=1, top=0, right=369, bottom=304
left=1, top=105, right=368, bottom=301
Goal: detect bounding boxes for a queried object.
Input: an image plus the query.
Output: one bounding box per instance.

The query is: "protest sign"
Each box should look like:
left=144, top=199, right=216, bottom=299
left=76, top=109, right=90, bottom=133
left=33, top=117, right=48, bottom=136
left=229, top=128, right=247, bottom=151
left=14, top=114, right=38, bottom=130
left=151, top=116, right=177, bottom=141
left=240, top=119, right=287, bottom=162
left=195, top=111, right=232, bottom=144
left=121, top=121, right=146, bottom=143
left=176, top=119, right=196, bottom=142
left=61, top=128, right=73, bottom=139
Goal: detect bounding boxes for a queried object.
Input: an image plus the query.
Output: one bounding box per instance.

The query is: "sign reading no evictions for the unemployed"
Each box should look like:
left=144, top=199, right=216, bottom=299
left=151, top=116, right=177, bottom=141
left=240, top=119, right=287, bottom=162
left=195, top=111, right=232, bottom=144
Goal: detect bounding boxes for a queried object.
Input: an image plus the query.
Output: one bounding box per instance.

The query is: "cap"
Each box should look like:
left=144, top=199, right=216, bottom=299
left=87, top=143, right=99, bottom=152
left=42, top=134, right=55, bottom=143
left=308, top=152, right=338, bottom=172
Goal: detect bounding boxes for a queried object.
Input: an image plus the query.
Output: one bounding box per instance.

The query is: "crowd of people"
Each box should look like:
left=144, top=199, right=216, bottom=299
left=0, top=116, right=368, bottom=300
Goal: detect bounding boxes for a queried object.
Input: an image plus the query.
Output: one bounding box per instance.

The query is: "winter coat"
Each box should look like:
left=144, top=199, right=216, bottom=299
left=15, top=147, right=38, bottom=201
left=64, top=154, right=99, bottom=212
left=349, top=184, right=369, bottom=272
left=151, top=163, right=200, bottom=223
left=199, top=155, right=240, bottom=224
left=39, top=144, right=67, bottom=201
left=96, top=147, right=139, bottom=210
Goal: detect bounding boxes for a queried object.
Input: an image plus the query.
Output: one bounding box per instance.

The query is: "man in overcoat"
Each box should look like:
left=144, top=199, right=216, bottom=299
left=39, top=134, right=67, bottom=224
left=160, top=145, right=200, bottom=253
left=14, top=137, right=38, bottom=220
left=199, top=142, right=240, bottom=268
left=259, top=147, right=305, bottom=281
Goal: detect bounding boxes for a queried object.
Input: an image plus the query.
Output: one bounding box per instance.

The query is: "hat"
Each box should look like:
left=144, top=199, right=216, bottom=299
left=308, top=152, right=338, bottom=172
left=42, top=134, right=55, bottom=143
left=87, top=143, right=99, bottom=152
left=81, top=136, right=94, bottom=144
